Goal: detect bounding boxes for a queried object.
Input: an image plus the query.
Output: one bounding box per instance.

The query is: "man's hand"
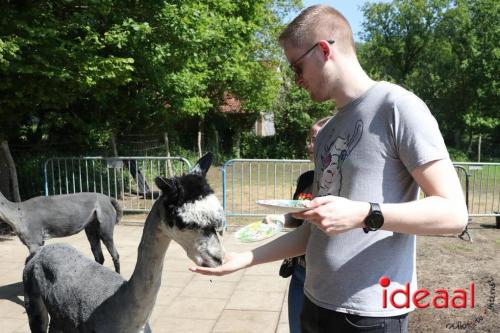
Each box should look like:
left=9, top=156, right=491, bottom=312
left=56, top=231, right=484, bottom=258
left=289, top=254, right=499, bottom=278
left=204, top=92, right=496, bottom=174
left=189, top=251, right=253, bottom=276
left=292, top=196, right=370, bottom=235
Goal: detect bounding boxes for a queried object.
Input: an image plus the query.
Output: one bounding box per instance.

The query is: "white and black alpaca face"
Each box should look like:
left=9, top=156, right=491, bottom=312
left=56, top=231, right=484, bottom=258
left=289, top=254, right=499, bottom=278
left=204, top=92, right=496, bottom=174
left=154, top=153, right=225, bottom=267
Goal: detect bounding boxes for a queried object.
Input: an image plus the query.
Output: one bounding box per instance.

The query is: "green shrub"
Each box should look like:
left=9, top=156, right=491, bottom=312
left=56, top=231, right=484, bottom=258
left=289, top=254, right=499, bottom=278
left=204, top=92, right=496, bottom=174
left=448, top=147, right=469, bottom=162
left=240, top=132, right=307, bottom=160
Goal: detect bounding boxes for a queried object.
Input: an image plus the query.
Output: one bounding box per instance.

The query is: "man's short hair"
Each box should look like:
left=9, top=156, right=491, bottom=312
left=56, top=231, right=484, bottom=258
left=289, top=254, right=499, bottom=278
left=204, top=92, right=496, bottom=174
left=279, top=5, right=355, bottom=55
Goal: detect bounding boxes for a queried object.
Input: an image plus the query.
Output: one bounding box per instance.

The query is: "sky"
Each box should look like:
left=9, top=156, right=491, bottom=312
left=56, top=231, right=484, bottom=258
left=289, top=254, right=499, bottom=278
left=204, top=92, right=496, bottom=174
left=286, top=1, right=389, bottom=41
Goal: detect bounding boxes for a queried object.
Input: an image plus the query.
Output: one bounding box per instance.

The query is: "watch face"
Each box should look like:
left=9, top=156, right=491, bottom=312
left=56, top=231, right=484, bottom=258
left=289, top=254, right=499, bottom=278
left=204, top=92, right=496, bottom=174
left=368, top=212, right=384, bottom=229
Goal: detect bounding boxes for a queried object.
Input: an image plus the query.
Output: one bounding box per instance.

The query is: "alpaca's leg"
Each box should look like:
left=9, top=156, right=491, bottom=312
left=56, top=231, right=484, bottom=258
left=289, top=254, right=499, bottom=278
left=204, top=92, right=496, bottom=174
left=23, top=271, right=49, bottom=333
left=84, top=221, right=104, bottom=265
left=96, top=208, right=121, bottom=273
left=100, top=233, right=120, bottom=273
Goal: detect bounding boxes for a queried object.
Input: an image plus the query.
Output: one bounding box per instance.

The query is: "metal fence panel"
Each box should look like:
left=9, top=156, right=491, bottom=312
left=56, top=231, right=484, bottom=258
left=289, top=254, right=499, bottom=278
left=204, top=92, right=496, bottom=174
left=222, top=159, right=314, bottom=217
left=44, top=157, right=191, bottom=212
left=453, top=162, right=500, bottom=217
left=222, top=159, right=500, bottom=218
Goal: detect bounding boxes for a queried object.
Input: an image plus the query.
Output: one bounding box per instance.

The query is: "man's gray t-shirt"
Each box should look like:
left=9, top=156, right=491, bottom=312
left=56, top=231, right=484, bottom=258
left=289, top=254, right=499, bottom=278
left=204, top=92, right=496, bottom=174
left=304, top=81, right=449, bottom=316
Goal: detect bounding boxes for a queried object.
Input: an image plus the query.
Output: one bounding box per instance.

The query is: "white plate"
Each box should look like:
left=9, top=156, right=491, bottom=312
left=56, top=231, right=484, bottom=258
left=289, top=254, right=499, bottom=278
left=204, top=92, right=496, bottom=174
left=256, top=199, right=311, bottom=213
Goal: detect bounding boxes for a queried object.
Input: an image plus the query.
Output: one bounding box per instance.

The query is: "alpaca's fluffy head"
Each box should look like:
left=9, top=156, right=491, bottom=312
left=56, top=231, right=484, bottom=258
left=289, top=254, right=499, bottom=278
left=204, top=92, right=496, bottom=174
left=154, top=153, right=225, bottom=267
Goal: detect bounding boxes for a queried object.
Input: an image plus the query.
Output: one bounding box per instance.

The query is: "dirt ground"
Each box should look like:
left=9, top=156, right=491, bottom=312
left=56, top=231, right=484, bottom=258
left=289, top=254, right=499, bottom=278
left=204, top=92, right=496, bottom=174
left=409, top=217, right=499, bottom=333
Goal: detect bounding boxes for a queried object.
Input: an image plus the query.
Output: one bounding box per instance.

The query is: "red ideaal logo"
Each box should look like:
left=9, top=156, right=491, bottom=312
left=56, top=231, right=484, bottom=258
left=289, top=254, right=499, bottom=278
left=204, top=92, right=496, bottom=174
left=379, top=276, right=475, bottom=309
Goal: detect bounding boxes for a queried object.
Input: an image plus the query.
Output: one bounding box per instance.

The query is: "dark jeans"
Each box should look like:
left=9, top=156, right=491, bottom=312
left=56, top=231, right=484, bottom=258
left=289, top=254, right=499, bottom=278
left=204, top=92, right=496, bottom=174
left=301, top=296, right=409, bottom=333
left=288, top=264, right=306, bottom=333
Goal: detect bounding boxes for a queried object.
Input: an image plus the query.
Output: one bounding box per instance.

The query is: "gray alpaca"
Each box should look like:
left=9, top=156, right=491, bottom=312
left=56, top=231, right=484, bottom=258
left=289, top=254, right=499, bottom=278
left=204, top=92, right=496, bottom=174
left=23, top=152, right=225, bottom=333
left=0, top=191, right=122, bottom=272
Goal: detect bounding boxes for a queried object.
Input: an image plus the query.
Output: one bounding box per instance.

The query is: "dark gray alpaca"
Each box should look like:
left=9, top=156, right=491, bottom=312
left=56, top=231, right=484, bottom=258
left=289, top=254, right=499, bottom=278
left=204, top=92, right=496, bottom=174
left=0, top=191, right=122, bottom=272
left=23, top=152, right=225, bottom=333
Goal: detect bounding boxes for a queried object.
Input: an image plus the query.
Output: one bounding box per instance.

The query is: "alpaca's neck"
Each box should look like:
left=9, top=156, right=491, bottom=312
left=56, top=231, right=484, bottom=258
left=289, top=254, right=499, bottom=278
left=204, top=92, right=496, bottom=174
left=0, top=193, right=21, bottom=230
left=124, top=204, right=171, bottom=327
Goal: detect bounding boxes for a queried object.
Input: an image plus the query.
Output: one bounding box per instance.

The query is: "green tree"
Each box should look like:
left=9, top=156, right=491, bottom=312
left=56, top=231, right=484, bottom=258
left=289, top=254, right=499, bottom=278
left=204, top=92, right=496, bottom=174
left=0, top=1, right=301, bottom=153
left=359, top=0, right=450, bottom=83
left=239, top=64, right=334, bottom=159
left=358, top=0, right=499, bottom=158
left=0, top=1, right=150, bottom=150
left=273, top=68, right=334, bottom=158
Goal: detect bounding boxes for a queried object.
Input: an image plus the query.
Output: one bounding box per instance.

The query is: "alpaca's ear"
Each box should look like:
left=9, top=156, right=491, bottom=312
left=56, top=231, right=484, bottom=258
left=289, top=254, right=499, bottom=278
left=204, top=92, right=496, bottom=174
left=155, top=177, right=176, bottom=194
left=190, top=152, right=213, bottom=176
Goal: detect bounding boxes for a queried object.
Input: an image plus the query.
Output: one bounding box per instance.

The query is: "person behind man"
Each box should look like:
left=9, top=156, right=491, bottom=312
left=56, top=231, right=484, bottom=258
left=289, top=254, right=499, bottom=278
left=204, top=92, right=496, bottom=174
left=265, top=116, right=331, bottom=333
left=191, top=5, right=468, bottom=332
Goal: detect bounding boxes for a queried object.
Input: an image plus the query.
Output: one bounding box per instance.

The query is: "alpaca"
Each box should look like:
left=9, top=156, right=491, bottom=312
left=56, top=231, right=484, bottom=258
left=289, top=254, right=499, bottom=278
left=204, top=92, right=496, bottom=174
left=0, top=190, right=122, bottom=273
left=23, top=152, right=225, bottom=333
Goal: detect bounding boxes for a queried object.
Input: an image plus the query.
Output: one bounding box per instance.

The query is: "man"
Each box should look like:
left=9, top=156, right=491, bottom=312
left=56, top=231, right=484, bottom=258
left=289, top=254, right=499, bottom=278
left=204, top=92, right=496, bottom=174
left=191, top=5, right=467, bottom=332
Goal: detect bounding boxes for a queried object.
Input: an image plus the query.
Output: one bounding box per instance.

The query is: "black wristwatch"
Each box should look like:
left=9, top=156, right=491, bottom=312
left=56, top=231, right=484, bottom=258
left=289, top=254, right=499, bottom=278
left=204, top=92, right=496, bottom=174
left=363, top=202, right=384, bottom=233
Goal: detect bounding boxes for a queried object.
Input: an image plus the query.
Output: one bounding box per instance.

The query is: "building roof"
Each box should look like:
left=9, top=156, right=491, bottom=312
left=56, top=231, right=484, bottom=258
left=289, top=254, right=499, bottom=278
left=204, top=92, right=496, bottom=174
left=219, top=92, right=242, bottom=114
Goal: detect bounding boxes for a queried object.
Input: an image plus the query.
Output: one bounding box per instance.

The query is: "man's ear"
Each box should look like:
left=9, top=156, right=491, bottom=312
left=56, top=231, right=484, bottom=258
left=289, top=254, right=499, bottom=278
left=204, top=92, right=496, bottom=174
left=318, top=40, right=332, bottom=61
left=190, top=152, right=213, bottom=176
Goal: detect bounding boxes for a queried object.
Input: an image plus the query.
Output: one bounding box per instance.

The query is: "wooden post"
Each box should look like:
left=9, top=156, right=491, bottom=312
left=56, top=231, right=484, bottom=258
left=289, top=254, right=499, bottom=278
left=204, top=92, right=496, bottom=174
left=110, top=134, right=119, bottom=157
left=197, top=118, right=203, bottom=158
left=213, top=124, right=220, bottom=156
left=477, top=134, right=481, bottom=162
left=164, top=132, right=174, bottom=177
left=109, top=134, right=123, bottom=199
left=233, top=130, right=241, bottom=158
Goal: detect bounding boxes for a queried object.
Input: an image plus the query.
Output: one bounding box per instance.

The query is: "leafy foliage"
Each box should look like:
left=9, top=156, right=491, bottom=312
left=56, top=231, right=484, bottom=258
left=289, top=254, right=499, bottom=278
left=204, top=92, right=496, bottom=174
left=1, top=0, right=498, bottom=179
left=359, top=0, right=499, bottom=158
left=0, top=1, right=299, bottom=148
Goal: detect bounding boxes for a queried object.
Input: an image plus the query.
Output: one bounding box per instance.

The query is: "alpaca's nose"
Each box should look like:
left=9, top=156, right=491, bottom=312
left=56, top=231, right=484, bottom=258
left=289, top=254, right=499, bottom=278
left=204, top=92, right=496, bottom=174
left=209, top=253, right=223, bottom=267
left=201, top=251, right=223, bottom=267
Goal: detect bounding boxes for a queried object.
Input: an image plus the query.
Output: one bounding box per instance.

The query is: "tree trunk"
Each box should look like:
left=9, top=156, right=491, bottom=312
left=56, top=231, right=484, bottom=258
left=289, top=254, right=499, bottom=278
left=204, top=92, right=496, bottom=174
left=213, top=123, right=220, bottom=156
left=0, top=140, right=20, bottom=202
left=233, top=130, right=241, bottom=158
left=0, top=140, right=20, bottom=233
left=453, top=129, right=461, bottom=149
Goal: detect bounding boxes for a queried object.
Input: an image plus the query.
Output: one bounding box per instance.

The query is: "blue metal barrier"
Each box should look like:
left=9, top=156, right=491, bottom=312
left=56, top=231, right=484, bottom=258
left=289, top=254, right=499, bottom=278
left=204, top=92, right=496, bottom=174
left=221, top=159, right=313, bottom=217
left=221, top=159, right=499, bottom=218
left=44, top=156, right=191, bottom=212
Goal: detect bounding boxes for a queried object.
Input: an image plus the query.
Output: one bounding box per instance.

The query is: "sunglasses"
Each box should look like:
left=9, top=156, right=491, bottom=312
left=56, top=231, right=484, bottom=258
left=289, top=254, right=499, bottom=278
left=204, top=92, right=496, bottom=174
left=290, top=40, right=335, bottom=77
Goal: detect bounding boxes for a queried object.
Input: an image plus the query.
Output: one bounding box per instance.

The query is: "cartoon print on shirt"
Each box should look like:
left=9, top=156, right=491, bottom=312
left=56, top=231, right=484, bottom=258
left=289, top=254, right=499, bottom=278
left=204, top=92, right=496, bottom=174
left=318, top=120, right=363, bottom=196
